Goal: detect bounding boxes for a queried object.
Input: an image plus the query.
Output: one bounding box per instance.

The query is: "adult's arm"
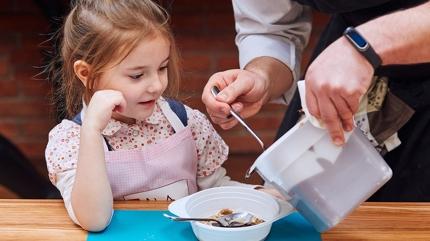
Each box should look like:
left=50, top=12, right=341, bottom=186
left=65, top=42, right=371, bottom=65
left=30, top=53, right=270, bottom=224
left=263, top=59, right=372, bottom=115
left=359, top=1, right=430, bottom=65
left=202, top=1, right=312, bottom=129
left=305, top=1, right=430, bottom=145
left=233, top=0, right=312, bottom=103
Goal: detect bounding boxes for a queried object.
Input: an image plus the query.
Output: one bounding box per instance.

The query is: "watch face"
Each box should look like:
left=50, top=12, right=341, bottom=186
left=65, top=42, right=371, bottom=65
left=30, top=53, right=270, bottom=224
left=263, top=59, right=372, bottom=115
left=347, top=29, right=368, bottom=49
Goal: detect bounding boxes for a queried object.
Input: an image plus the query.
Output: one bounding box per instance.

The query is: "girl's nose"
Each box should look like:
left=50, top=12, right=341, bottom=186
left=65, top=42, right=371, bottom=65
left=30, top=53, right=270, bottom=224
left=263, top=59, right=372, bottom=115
left=146, top=74, right=163, bottom=93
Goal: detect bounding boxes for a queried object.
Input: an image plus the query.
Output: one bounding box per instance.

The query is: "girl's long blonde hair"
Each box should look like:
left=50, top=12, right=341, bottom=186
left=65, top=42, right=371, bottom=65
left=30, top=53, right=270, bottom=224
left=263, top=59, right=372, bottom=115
left=49, top=0, right=180, bottom=118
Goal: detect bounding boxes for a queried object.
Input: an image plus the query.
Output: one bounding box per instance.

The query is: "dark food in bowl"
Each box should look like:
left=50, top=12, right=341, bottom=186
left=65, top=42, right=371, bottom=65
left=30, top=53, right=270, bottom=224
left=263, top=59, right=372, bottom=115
left=203, top=208, right=265, bottom=228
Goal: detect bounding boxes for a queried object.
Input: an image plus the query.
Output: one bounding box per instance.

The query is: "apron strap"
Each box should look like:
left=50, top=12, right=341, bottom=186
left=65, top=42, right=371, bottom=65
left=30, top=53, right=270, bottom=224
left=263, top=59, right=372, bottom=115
left=166, top=98, right=188, bottom=126
left=159, top=98, right=187, bottom=132
left=71, top=112, right=83, bottom=125
left=70, top=112, right=113, bottom=151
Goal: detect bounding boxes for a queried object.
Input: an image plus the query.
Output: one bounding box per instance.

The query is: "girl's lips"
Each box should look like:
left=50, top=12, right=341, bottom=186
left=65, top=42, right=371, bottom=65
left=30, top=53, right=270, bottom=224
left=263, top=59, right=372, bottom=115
left=138, top=100, right=155, bottom=105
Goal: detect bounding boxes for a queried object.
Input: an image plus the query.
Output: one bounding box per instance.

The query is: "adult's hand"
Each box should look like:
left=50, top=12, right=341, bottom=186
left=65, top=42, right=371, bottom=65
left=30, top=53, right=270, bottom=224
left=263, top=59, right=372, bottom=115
left=202, top=69, right=270, bottom=130
left=305, top=36, right=374, bottom=145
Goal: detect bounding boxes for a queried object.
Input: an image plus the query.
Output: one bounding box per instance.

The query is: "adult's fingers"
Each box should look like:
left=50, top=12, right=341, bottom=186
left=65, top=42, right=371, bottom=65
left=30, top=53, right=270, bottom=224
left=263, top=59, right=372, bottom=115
left=207, top=103, right=243, bottom=130
left=219, top=119, right=239, bottom=130
left=215, top=71, right=253, bottom=104
left=207, top=103, right=243, bottom=118
left=318, top=96, right=345, bottom=146
left=306, top=88, right=321, bottom=119
left=341, top=91, right=362, bottom=115
left=209, top=115, right=238, bottom=129
left=209, top=115, right=232, bottom=124
left=202, top=72, right=235, bottom=117
left=331, top=95, right=354, bottom=132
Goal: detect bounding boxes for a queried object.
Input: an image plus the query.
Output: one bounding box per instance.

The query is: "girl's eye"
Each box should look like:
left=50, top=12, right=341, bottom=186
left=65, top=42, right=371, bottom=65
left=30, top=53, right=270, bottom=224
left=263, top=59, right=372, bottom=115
left=129, top=73, right=143, bottom=80
left=159, top=65, right=168, bottom=72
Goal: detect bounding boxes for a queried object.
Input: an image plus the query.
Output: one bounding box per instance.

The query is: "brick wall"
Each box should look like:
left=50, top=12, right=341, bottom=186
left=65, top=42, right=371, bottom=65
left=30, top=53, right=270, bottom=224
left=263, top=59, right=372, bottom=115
left=0, top=0, right=328, bottom=197
left=0, top=0, right=53, bottom=178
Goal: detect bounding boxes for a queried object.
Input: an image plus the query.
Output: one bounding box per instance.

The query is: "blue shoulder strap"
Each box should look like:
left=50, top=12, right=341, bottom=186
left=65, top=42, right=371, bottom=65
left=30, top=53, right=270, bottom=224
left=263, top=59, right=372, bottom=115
left=70, top=112, right=113, bottom=151
left=166, top=98, right=188, bottom=126
left=71, top=112, right=82, bottom=125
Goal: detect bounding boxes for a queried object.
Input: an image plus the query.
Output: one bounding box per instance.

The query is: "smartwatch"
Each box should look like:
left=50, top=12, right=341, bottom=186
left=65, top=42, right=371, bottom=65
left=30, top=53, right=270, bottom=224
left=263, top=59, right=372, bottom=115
left=343, top=27, right=382, bottom=70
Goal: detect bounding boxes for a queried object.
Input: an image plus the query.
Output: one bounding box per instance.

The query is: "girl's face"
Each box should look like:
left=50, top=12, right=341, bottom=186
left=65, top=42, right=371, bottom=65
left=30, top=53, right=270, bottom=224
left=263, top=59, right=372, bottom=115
left=97, top=34, right=170, bottom=122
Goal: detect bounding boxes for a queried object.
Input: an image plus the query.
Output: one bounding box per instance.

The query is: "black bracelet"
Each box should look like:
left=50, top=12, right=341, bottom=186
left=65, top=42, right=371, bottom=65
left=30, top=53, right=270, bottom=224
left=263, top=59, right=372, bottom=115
left=343, top=27, right=382, bottom=70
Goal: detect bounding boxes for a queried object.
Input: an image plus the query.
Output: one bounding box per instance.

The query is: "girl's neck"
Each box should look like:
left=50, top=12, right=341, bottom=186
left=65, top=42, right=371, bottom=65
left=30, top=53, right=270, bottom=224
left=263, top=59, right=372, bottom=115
left=112, top=112, right=136, bottom=125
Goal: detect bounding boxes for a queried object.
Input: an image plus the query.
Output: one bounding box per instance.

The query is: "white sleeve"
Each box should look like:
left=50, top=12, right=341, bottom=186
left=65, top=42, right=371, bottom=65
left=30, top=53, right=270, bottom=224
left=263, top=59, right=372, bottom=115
left=233, top=0, right=312, bottom=103
left=197, top=167, right=256, bottom=190
left=55, top=169, right=80, bottom=225
left=55, top=170, right=113, bottom=227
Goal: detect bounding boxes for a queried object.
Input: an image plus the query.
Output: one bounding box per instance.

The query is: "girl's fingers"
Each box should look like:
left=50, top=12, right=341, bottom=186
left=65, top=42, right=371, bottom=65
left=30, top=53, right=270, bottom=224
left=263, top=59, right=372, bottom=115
left=109, top=91, right=127, bottom=113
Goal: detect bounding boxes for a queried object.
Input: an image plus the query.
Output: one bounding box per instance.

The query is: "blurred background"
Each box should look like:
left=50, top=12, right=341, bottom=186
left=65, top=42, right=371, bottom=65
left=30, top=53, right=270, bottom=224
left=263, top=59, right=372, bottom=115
left=0, top=0, right=328, bottom=198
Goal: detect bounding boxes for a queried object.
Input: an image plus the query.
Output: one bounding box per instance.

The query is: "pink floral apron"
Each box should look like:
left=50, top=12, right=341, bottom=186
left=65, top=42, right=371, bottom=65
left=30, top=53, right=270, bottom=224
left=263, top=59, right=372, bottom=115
left=103, top=100, right=198, bottom=201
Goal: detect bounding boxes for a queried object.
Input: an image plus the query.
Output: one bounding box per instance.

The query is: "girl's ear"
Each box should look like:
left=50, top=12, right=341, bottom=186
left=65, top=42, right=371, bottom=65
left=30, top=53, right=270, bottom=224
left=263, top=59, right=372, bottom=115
left=73, top=60, right=91, bottom=87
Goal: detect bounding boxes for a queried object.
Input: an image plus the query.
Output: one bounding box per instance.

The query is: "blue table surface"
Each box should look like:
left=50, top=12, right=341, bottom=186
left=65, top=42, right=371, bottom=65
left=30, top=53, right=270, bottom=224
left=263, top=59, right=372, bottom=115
left=87, top=210, right=321, bottom=241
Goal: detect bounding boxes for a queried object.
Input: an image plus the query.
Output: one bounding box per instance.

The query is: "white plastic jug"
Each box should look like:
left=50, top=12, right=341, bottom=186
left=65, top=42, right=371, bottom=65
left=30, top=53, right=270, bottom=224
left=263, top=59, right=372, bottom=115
left=248, top=117, right=392, bottom=232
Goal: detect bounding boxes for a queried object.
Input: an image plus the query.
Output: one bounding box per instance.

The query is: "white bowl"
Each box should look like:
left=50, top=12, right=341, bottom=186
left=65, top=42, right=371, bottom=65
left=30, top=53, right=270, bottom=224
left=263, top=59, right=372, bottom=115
left=168, top=186, right=294, bottom=241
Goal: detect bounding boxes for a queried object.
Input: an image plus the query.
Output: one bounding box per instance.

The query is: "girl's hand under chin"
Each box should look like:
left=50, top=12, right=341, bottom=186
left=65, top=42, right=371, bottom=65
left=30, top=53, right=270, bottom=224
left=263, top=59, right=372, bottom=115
left=83, top=90, right=127, bottom=132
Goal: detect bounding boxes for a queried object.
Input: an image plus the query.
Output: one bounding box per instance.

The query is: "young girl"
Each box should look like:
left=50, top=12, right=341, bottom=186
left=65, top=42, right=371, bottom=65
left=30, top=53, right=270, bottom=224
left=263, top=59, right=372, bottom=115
left=45, top=0, right=264, bottom=232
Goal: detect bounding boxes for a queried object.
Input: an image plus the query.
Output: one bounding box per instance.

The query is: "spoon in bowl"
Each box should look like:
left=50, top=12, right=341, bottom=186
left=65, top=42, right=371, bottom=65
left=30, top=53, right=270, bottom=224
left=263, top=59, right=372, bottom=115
left=163, top=212, right=257, bottom=228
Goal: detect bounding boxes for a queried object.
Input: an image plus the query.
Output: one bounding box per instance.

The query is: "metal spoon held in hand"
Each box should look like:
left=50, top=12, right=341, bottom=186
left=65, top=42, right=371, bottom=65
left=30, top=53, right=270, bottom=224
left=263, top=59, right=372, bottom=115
left=163, top=212, right=256, bottom=228
left=210, top=86, right=265, bottom=150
